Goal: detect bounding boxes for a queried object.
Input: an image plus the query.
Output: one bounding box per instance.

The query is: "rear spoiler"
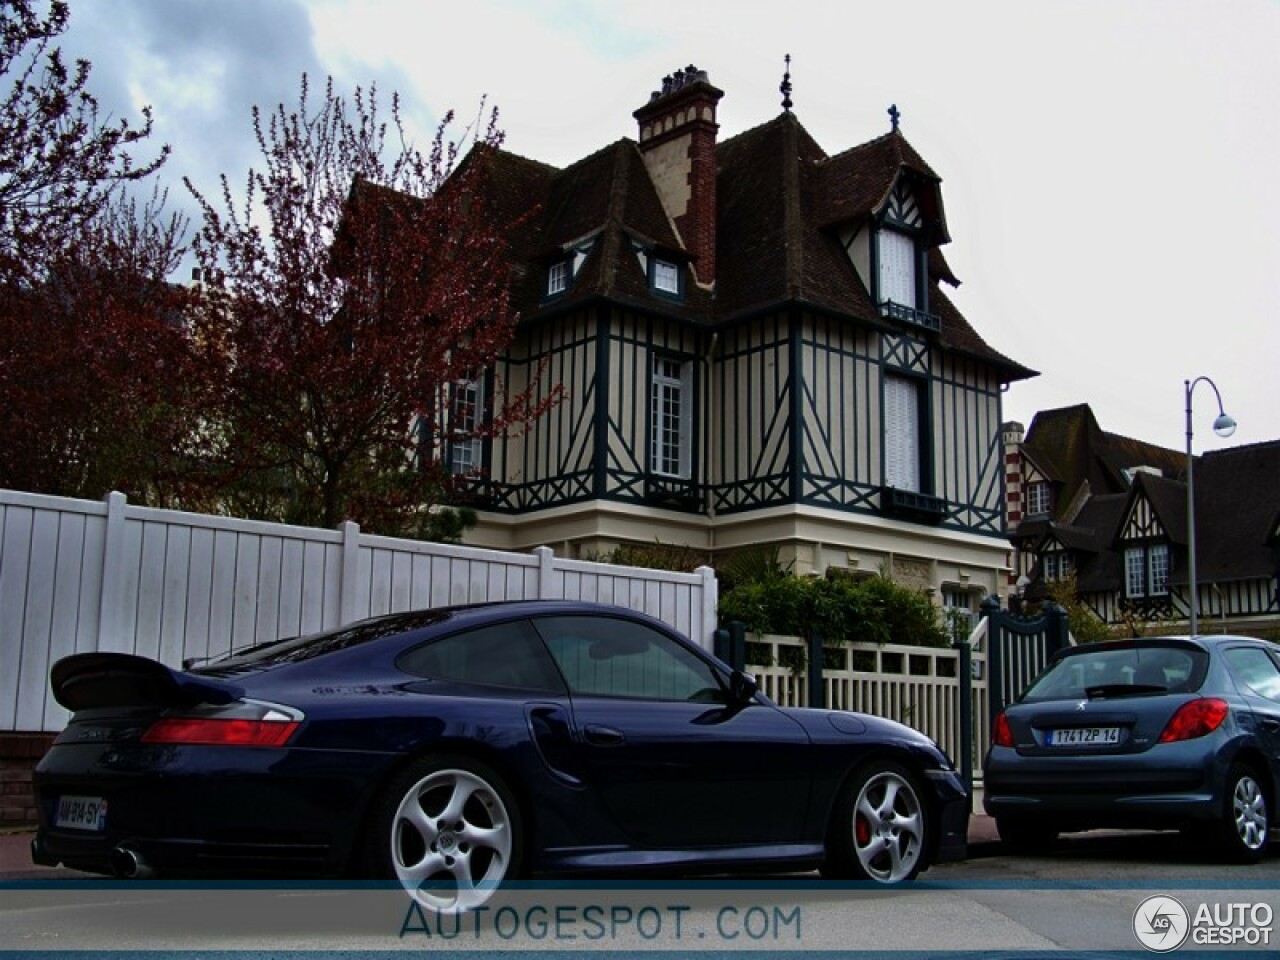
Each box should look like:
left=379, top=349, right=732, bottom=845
left=51, top=652, right=243, bottom=712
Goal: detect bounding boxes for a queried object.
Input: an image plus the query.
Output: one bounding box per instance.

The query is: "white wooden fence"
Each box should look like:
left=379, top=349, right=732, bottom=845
left=0, top=489, right=718, bottom=733
left=748, top=632, right=991, bottom=778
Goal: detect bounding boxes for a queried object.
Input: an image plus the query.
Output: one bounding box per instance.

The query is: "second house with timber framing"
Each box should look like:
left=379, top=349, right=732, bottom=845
left=444, top=66, right=1035, bottom=610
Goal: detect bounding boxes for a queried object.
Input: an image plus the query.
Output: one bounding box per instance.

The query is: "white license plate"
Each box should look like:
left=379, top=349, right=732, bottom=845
left=1049, top=726, right=1121, bottom=746
left=55, top=795, right=108, bottom=832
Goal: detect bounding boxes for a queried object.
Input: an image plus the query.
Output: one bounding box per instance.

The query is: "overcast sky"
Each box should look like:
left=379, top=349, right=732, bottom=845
left=61, top=0, right=1279, bottom=454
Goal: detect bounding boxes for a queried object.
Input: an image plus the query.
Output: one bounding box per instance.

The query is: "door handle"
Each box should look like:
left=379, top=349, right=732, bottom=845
left=583, top=724, right=626, bottom=746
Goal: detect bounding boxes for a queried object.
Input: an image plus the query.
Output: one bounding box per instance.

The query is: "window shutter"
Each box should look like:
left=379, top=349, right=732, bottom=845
left=879, top=231, right=916, bottom=309
left=884, top=375, right=920, bottom=492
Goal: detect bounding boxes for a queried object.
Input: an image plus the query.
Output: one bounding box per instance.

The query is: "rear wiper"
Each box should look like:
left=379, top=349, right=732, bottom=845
left=1085, top=683, right=1166, bottom=699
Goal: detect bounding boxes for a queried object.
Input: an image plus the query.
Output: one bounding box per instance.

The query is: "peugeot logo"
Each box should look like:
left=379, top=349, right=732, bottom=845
left=1076, top=700, right=1088, bottom=711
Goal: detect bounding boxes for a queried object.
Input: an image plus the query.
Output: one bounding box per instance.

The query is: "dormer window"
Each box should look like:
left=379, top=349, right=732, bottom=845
left=1125, top=543, right=1169, bottom=598
left=653, top=258, right=680, bottom=295
left=1026, top=481, right=1052, bottom=517
left=547, top=260, right=570, bottom=297
left=878, top=229, right=917, bottom=312
left=1042, top=551, right=1073, bottom=582
left=873, top=180, right=940, bottom=333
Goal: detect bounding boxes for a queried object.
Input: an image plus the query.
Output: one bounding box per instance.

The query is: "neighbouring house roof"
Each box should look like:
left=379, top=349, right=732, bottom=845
left=473, top=107, right=1033, bottom=382
left=1012, top=403, right=1185, bottom=543
left=1023, top=433, right=1280, bottom=595
left=1037, top=494, right=1129, bottom=595
left=1188, top=441, right=1280, bottom=585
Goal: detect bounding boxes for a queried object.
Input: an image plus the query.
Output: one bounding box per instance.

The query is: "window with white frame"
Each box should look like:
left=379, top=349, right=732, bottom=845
left=942, top=587, right=975, bottom=641
left=884, top=374, right=922, bottom=493
left=653, top=259, right=680, bottom=295
left=1042, top=552, right=1073, bottom=582
left=878, top=229, right=917, bottom=312
left=448, top=379, right=484, bottom=476
left=1026, top=481, right=1051, bottom=517
left=651, top=356, right=691, bottom=479
left=547, top=260, right=569, bottom=297
left=1149, top=543, right=1169, bottom=596
left=1124, top=543, right=1169, bottom=598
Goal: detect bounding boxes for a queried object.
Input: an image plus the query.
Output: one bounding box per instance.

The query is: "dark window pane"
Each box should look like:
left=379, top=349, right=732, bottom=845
left=534, top=615, right=724, bottom=703
left=398, top=620, right=566, bottom=693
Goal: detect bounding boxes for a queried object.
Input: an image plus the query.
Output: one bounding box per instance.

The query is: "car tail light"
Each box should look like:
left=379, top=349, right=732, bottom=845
left=142, top=701, right=302, bottom=747
left=1157, top=698, right=1229, bottom=743
left=993, top=711, right=1014, bottom=747
left=143, top=717, right=300, bottom=746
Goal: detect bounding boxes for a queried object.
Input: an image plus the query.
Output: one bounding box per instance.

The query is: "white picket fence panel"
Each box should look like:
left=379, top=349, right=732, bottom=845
left=0, top=489, right=718, bottom=733
left=748, top=633, right=990, bottom=777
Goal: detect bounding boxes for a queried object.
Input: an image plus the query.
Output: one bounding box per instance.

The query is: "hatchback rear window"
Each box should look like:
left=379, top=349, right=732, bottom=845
left=1021, top=644, right=1208, bottom=701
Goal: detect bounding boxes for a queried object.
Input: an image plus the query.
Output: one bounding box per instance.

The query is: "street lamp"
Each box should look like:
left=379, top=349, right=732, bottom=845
left=1184, top=377, right=1236, bottom=636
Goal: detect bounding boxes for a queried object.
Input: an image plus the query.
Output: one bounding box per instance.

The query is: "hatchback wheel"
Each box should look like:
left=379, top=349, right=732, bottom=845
left=364, top=755, right=522, bottom=912
left=824, top=762, right=928, bottom=883
left=1215, top=763, right=1269, bottom=864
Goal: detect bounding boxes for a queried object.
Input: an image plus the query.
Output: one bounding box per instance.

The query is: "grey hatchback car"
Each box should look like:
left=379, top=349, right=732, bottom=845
left=984, top=635, right=1280, bottom=861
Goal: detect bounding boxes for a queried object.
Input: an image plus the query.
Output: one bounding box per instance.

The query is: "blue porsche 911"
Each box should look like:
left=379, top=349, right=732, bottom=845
left=33, top=600, right=967, bottom=910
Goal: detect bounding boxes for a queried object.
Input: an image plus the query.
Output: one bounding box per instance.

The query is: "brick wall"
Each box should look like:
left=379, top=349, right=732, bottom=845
left=0, top=734, right=55, bottom=826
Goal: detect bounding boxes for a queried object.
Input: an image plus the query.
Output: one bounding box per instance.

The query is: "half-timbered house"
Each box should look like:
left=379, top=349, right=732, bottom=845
left=1006, top=405, right=1280, bottom=635
left=447, top=66, right=1036, bottom=606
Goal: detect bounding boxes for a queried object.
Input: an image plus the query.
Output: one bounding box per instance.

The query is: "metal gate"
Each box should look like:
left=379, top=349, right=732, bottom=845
left=981, top=595, right=1072, bottom=729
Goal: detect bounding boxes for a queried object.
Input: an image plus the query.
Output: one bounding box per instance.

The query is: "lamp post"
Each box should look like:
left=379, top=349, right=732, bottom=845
left=1184, top=377, right=1236, bottom=636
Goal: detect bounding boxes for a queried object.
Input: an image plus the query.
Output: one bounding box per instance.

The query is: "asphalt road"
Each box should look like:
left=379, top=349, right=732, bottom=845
left=2, top=831, right=1277, bottom=953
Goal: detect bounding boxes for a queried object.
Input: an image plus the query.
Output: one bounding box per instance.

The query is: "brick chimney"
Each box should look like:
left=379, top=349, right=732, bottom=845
left=633, top=66, right=723, bottom=288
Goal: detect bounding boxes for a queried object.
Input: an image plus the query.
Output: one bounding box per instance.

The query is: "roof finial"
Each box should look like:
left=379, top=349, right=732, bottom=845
left=780, top=54, right=793, bottom=113
left=888, top=103, right=901, bottom=132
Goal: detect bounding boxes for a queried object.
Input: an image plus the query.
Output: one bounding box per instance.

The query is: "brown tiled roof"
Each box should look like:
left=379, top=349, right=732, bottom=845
left=1190, top=441, right=1280, bottom=583
left=1027, top=436, right=1280, bottom=594
left=1066, top=494, right=1129, bottom=593
left=1021, top=404, right=1185, bottom=518
left=473, top=107, right=1032, bottom=381
left=1132, top=473, right=1189, bottom=546
left=483, top=140, right=713, bottom=324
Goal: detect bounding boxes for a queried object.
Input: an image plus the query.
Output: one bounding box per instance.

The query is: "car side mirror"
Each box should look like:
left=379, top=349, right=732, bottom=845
left=729, top=670, right=759, bottom=704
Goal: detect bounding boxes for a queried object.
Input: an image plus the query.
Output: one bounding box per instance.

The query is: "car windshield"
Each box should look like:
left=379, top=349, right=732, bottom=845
left=191, top=610, right=453, bottom=673
left=1021, top=644, right=1208, bottom=702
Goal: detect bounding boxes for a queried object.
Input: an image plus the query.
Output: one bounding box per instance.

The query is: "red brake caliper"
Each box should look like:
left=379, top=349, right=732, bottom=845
left=855, top=814, right=871, bottom=845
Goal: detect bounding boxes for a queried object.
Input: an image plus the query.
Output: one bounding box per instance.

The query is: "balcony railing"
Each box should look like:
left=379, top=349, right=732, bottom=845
left=879, top=300, right=941, bottom=334
left=881, top=486, right=948, bottom=524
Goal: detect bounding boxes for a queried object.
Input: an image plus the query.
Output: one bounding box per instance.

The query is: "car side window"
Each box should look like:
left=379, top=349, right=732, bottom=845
left=533, top=615, right=725, bottom=703
left=1224, top=647, right=1280, bottom=703
left=397, top=619, right=567, bottom=693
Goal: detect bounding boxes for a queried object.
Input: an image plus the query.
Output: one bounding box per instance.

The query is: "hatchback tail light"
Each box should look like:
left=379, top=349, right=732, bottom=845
left=142, top=701, right=302, bottom=747
left=1157, top=698, right=1228, bottom=743
left=993, top=711, right=1014, bottom=747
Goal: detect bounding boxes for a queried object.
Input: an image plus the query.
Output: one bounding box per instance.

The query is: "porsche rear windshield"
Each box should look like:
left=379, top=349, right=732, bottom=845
left=191, top=610, right=452, bottom=672
left=1022, top=644, right=1209, bottom=701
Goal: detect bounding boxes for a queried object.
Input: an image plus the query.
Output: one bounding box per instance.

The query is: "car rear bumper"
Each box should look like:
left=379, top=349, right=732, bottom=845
left=33, top=742, right=396, bottom=878
left=982, top=743, right=1226, bottom=829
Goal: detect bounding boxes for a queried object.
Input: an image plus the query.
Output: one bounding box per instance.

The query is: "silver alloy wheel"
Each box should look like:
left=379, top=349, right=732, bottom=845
left=391, top=767, right=514, bottom=912
left=852, top=769, right=925, bottom=883
left=1232, top=773, right=1268, bottom=852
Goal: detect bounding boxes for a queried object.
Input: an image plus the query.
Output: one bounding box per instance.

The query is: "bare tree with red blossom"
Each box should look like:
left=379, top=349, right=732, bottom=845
left=0, top=0, right=189, bottom=499
left=0, top=0, right=168, bottom=286
left=0, top=186, right=199, bottom=498
left=185, top=76, right=555, bottom=533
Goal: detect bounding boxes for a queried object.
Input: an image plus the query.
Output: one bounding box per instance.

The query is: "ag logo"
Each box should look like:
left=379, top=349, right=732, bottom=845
left=1134, top=895, right=1190, bottom=952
